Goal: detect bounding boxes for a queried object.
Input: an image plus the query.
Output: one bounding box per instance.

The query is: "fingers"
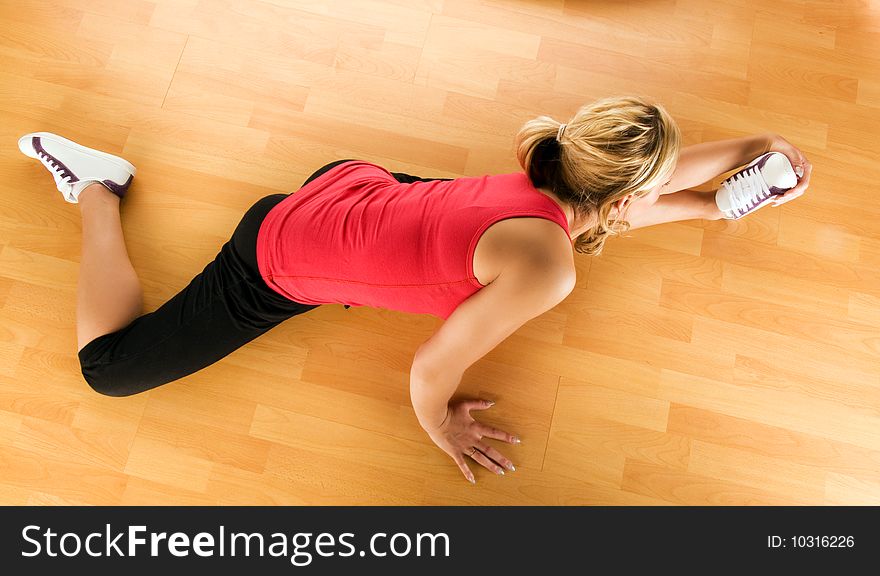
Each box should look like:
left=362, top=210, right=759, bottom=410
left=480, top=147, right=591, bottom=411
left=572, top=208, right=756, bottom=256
left=453, top=454, right=475, bottom=484
left=465, top=398, right=495, bottom=412
left=792, top=159, right=812, bottom=185
left=768, top=137, right=812, bottom=208
left=448, top=398, right=522, bottom=480
left=475, top=441, right=515, bottom=472
left=776, top=139, right=805, bottom=170
left=774, top=191, right=799, bottom=207
left=468, top=446, right=506, bottom=475
left=800, top=161, right=813, bottom=186
left=477, top=422, right=520, bottom=445
left=774, top=162, right=812, bottom=207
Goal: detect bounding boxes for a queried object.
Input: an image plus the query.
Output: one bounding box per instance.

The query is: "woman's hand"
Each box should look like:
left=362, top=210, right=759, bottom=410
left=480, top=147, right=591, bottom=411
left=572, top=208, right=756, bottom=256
left=767, top=134, right=813, bottom=207
left=424, top=398, right=519, bottom=483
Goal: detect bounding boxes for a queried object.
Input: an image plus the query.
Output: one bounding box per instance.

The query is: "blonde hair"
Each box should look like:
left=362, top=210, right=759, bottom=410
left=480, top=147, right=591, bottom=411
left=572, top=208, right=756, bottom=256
left=515, top=95, right=681, bottom=256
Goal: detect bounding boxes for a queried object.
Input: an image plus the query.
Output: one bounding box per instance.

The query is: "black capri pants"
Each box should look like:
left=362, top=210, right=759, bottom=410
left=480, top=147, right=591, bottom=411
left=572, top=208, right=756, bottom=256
left=77, top=160, right=449, bottom=397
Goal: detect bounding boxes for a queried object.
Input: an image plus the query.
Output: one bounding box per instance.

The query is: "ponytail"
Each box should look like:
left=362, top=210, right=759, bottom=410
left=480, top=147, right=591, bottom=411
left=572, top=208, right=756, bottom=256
left=515, top=95, right=681, bottom=256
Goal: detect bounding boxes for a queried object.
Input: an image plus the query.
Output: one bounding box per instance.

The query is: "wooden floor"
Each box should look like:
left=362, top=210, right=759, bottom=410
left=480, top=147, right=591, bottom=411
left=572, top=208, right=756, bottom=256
left=1, top=0, right=879, bottom=505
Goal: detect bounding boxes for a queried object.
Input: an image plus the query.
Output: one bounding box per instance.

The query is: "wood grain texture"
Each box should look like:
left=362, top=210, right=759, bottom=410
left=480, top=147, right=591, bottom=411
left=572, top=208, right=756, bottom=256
left=1, top=0, right=878, bottom=505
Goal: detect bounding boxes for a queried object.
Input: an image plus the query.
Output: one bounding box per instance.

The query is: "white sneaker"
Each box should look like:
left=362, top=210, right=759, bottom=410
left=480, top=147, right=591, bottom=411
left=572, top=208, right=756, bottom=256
left=18, top=132, right=136, bottom=204
left=715, top=152, right=798, bottom=220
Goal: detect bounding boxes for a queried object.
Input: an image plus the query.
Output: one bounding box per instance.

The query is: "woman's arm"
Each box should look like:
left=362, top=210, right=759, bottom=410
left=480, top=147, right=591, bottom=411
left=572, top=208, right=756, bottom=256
left=410, top=261, right=571, bottom=428
left=666, top=133, right=812, bottom=208
left=410, top=232, right=575, bottom=483
left=666, top=133, right=774, bottom=194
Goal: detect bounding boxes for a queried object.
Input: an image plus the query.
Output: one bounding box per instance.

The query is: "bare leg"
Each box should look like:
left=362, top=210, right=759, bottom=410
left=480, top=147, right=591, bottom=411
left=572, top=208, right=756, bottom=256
left=76, top=183, right=143, bottom=352
left=619, top=189, right=724, bottom=231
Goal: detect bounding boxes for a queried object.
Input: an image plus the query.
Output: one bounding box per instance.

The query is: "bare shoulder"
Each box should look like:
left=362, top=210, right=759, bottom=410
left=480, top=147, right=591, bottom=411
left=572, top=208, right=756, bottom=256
left=479, top=217, right=575, bottom=289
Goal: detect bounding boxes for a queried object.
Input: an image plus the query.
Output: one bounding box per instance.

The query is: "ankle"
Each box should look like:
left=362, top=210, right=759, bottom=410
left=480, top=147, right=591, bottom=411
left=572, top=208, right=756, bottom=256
left=78, top=183, right=119, bottom=205
left=704, top=192, right=725, bottom=220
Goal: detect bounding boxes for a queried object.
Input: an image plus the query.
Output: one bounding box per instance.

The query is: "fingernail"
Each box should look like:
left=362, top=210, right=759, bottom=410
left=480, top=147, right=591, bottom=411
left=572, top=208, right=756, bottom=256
left=497, top=468, right=504, bottom=475
left=468, top=475, right=475, bottom=484
left=513, top=437, right=521, bottom=444
left=486, top=400, right=495, bottom=406
left=508, top=463, right=516, bottom=471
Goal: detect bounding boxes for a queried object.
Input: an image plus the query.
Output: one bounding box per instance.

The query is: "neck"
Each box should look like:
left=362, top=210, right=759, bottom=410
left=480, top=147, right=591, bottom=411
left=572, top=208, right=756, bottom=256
left=537, top=187, right=594, bottom=241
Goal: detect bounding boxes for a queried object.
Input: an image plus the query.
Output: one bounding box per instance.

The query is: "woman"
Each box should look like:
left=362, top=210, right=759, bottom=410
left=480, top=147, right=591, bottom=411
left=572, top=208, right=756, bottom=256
left=18, top=95, right=812, bottom=483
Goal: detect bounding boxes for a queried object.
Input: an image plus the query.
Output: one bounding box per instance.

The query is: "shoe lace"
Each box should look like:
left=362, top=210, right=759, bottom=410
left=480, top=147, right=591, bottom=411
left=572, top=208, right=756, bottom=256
left=723, top=166, right=771, bottom=214
left=37, top=149, right=74, bottom=182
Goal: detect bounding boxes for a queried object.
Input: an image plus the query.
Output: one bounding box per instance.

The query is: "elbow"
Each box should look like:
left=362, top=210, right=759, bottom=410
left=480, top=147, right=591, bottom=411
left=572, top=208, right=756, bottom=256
left=536, top=265, right=576, bottom=310
left=557, top=268, right=577, bottom=300
left=410, top=344, right=464, bottom=387
left=410, top=344, right=439, bottom=384
left=409, top=344, right=435, bottom=386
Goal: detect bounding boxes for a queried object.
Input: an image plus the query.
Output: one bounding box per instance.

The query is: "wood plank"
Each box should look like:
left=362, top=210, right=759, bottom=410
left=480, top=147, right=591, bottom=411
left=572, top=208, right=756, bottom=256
left=2, top=0, right=879, bottom=506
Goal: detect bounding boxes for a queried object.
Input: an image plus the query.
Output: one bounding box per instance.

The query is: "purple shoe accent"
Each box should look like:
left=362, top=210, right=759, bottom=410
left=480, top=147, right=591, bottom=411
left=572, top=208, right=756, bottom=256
left=752, top=154, right=772, bottom=169
left=32, top=136, right=79, bottom=184
left=101, top=174, right=133, bottom=199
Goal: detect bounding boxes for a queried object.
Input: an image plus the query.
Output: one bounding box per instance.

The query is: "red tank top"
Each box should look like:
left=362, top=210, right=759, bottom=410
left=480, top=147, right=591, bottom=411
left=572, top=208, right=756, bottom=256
left=256, top=160, right=571, bottom=319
